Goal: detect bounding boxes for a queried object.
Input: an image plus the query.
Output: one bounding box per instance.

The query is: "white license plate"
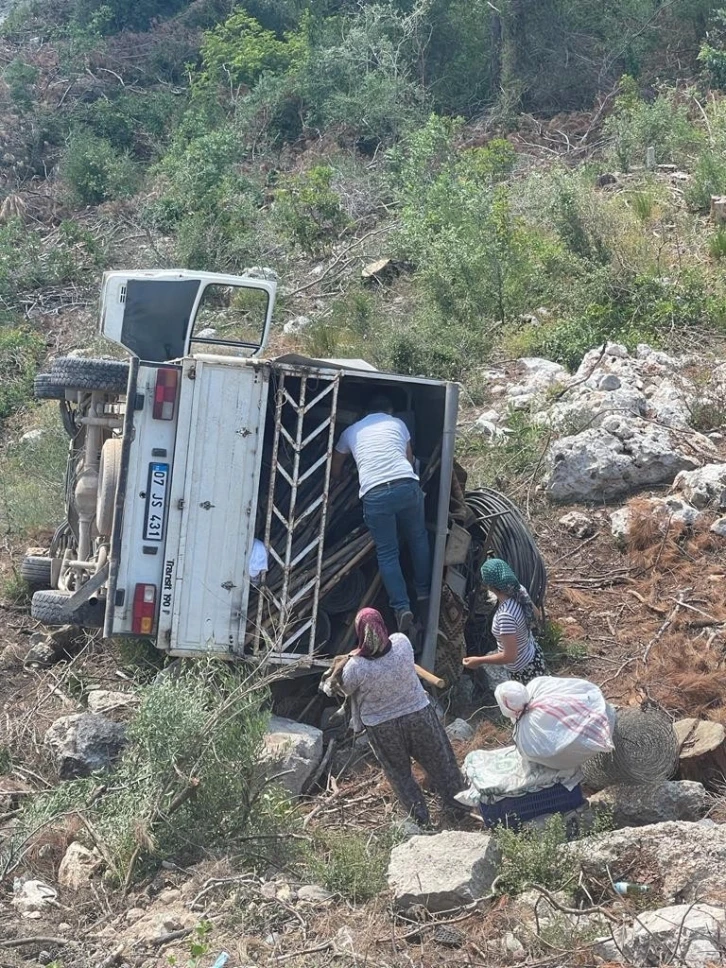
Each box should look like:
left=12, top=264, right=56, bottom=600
left=143, top=462, right=169, bottom=542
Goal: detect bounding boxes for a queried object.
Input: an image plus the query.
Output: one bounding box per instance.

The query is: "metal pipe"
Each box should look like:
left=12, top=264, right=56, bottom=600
left=420, top=381, right=459, bottom=671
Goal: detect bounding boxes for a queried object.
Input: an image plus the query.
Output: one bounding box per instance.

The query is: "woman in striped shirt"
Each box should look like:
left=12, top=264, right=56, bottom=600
left=462, top=558, right=548, bottom=684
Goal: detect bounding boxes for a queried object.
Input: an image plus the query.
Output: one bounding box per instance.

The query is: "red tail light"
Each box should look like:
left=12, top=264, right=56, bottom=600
left=153, top=368, right=178, bottom=420
left=132, top=583, right=157, bottom=635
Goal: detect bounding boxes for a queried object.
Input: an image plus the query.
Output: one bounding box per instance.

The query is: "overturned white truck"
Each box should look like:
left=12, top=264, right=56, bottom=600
left=28, top=270, right=547, bottom=675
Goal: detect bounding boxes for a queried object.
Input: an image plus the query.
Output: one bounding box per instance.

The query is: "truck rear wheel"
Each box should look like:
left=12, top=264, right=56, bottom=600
left=34, top=358, right=129, bottom=400
left=31, top=589, right=105, bottom=628
left=20, top=555, right=52, bottom=589
left=96, top=438, right=122, bottom=535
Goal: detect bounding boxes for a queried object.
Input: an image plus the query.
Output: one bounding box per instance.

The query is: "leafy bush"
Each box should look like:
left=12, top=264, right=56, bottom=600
left=0, top=219, right=100, bottom=301
left=76, top=90, right=183, bottom=158
left=304, top=828, right=396, bottom=902
left=604, top=79, right=702, bottom=172
left=0, top=407, right=68, bottom=538
left=699, top=9, right=726, bottom=89
left=686, top=149, right=726, bottom=212
left=495, top=813, right=576, bottom=895
left=4, top=662, right=292, bottom=882
left=196, top=9, right=304, bottom=94
left=0, top=327, right=44, bottom=419
left=274, top=165, right=349, bottom=255
left=2, top=58, right=38, bottom=112
left=61, top=130, right=139, bottom=206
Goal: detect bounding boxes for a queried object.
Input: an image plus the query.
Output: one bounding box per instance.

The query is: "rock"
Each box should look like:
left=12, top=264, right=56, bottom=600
left=243, top=266, right=278, bottom=282
left=506, top=357, right=568, bottom=409
left=610, top=506, right=632, bottom=542
left=567, top=821, right=726, bottom=903
left=672, top=463, right=726, bottom=509
left=20, top=428, right=45, bottom=444
left=589, top=781, right=707, bottom=827
left=296, top=885, right=333, bottom=904
left=262, top=716, right=324, bottom=797
left=44, top=713, right=127, bottom=780
left=12, top=879, right=58, bottom=918
left=474, top=410, right=507, bottom=437
left=282, top=315, right=311, bottom=335
left=195, top=327, right=217, bottom=339
left=24, top=625, right=83, bottom=668
left=648, top=379, right=693, bottom=428
left=595, top=903, right=726, bottom=967
left=559, top=511, right=596, bottom=538
left=57, top=842, right=101, bottom=890
left=546, top=418, right=709, bottom=502
left=445, top=718, right=475, bottom=742
left=387, top=831, right=500, bottom=912
left=125, top=911, right=196, bottom=944
left=711, top=517, right=726, bottom=537
left=86, top=690, right=139, bottom=718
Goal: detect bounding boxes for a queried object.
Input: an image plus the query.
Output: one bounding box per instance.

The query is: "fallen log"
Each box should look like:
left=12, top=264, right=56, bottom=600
left=674, top=718, right=726, bottom=787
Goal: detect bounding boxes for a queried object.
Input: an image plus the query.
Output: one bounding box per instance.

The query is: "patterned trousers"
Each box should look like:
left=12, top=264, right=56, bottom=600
left=508, top=639, right=548, bottom=684
left=366, top=702, right=463, bottom=825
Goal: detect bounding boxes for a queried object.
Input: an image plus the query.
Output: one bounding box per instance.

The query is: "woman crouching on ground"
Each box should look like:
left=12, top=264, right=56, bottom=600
left=327, top=608, right=462, bottom=827
left=462, top=558, right=547, bottom=685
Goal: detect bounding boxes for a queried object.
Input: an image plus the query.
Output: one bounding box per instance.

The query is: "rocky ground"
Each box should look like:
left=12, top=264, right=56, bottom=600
left=3, top=339, right=726, bottom=967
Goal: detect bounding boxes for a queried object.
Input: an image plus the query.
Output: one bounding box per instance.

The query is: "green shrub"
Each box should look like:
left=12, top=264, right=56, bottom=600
left=4, top=661, right=292, bottom=882
left=61, top=130, right=139, bottom=206
left=305, top=828, right=396, bottom=902
left=686, top=150, right=726, bottom=212
left=0, top=219, right=105, bottom=303
left=0, top=327, right=44, bottom=419
left=604, top=79, right=702, bottom=172
left=0, top=407, right=68, bottom=538
left=2, top=58, right=38, bottom=112
left=76, top=90, right=183, bottom=158
left=699, top=10, right=726, bottom=89
left=274, top=165, right=349, bottom=255
left=495, top=813, right=576, bottom=895
left=195, top=9, right=304, bottom=94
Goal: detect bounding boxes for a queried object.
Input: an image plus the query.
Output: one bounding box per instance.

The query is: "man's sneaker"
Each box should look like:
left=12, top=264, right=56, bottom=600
left=395, top=609, right=414, bottom=633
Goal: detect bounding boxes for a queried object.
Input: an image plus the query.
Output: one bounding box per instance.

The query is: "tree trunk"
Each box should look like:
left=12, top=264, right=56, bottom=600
left=674, top=718, right=726, bottom=788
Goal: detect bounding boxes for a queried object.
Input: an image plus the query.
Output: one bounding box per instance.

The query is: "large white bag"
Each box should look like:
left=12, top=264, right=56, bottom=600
left=495, top=676, right=614, bottom=771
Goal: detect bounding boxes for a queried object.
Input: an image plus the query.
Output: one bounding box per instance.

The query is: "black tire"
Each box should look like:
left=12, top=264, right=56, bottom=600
left=34, top=358, right=129, bottom=400
left=96, top=438, right=122, bottom=535
left=20, top=555, right=52, bottom=589
left=31, top=589, right=105, bottom=628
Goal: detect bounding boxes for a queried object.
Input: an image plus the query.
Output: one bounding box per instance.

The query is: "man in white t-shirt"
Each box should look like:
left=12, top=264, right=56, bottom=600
left=331, top=395, right=431, bottom=632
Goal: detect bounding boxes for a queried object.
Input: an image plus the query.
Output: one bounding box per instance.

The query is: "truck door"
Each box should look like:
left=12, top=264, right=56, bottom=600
left=158, top=358, right=269, bottom=655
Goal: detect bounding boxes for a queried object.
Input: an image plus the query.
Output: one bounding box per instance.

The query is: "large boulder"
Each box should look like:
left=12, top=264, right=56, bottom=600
left=672, top=463, right=726, bottom=509
left=387, top=831, right=500, bottom=912
left=589, top=781, right=707, bottom=827
left=263, top=716, right=323, bottom=797
left=44, top=713, right=127, bottom=780
left=566, top=821, right=726, bottom=903
left=595, top=903, right=726, bottom=968
left=545, top=416, right=711, bottom=502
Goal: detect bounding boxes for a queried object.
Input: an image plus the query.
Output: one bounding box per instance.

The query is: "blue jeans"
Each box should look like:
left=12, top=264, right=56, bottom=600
left=362, top=479, right=431, bottom=612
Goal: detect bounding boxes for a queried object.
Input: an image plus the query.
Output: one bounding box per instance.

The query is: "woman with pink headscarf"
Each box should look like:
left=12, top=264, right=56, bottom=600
left=327, top=608, right=462, bottom=826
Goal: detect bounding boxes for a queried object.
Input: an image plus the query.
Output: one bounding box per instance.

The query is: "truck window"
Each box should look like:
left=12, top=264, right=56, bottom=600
left=188, top=284, right=270, bottom=357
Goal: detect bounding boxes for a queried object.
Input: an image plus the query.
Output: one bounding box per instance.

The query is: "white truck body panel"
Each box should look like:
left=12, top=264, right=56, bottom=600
left=159, top=357, right=269, bottom=655
left=109, top=364, right=180, bottom=634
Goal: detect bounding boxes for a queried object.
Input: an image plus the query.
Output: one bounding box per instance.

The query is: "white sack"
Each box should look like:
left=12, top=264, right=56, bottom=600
left=495, top=676, right=614, bottom=771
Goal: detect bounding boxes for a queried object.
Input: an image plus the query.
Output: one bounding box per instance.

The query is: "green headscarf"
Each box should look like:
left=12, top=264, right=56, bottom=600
left=480, top=558, right=536, bottom=630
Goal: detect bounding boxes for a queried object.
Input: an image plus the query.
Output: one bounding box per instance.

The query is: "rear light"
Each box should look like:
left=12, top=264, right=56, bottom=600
left=132, top=583, right=157, bottom=635
left=153, top=368, right=178, bottom=420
